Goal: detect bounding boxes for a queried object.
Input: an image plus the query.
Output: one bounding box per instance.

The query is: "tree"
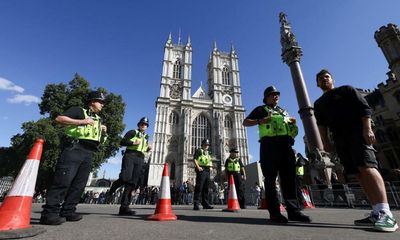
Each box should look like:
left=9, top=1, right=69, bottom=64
left=2, top=74, right=125, bottom=191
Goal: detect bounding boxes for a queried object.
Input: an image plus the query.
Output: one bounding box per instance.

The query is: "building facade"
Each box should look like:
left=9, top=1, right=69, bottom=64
left=365, top=72, right=400, bottom=174
left=147, top=34, right=249, bottom=186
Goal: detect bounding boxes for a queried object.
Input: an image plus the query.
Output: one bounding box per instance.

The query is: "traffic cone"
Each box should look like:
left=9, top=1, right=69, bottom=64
left=0, top=139, right=46, bottom=238
left=258, top=187, right=268, bottom=209
left=302, top=188, right=315, bottom=209
left=222, top=175, right=240, bottom=212
left=258, top=189, right=284, bottom=212
left=148, top=163, right=177, bottom=221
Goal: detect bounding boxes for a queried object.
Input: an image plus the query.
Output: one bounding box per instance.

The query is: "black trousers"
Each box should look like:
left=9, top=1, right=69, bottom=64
left=42, top=143, right=94, bottom=215
left=119, top=151, right=144, bottom=208
left=259, top=137, right=300, bottom=216
left=227, top=172, right=245, bottom=207
left=193, top=168, right=211, bottom=206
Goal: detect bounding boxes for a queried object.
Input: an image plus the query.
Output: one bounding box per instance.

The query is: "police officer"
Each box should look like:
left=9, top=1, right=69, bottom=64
left=193, top=139, right=214, bottom=210
left=40, top=90, right=107, bottom=225
left=118, top=117, right=151, bottom=215
left=243, top=86, right=311, bottom=223
left=224, top=148, right=247, bottom=209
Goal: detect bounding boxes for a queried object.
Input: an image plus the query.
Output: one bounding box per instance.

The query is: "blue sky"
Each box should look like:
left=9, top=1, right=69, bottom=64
left=1, top=1, right=399, bottom=179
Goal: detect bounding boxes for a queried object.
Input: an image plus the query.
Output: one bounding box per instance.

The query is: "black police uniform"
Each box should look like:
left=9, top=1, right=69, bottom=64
left=118, top=129, right=149, bottom=214
left=41, top=106, right=103, bottom=222
left=224, top=156, right=246, bottom=208
left=193, top=148, right=213, bottom=209
left=245, top=105, right=305, bottom=221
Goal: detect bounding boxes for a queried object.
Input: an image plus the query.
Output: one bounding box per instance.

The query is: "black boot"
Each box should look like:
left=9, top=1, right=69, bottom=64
left=60, top=212, right=83, bottom=221
left=287, top=211, right=312, bottom=222
left=40, top=213, right=66, bottom=225
left=193, top=204, right=200, bottom=210
left=269, top=212, right=288, bottom=224
left=119, top=207, right=136, bottom=216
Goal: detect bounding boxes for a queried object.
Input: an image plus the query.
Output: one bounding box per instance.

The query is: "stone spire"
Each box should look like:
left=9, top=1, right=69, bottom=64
left=279, top=12, right=303, bottom=65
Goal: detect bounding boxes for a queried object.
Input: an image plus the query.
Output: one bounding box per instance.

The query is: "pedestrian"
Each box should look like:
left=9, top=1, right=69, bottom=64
left=254, top=182, right=261, bottom=207
left=218, top=185, right=225, bottom=205
left=314, top=69, right=398, bottom=232
left=243, top=85, right=311, bottom=223
left=193, top=139, right=214, bottom=210
left=225, top=148, right=247, bottom=209
left=117, top=117, right=152, bottom=215
left=40, top=90, right=107, bottom=225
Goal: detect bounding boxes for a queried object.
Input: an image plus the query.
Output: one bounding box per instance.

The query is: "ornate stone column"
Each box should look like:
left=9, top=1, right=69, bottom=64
left=279, top=12, right=332, bottom=182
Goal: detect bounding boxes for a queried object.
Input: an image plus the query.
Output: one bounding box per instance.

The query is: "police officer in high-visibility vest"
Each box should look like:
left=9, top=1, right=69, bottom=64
left=193, top=139, right=214, bottom=210
left=243, top=86, right=311, bottom=223
left=40, top=90, right=107, bottom=225
left=224, top=148, right=247, bottom=209
left=117, top=117, right=152, bottom=215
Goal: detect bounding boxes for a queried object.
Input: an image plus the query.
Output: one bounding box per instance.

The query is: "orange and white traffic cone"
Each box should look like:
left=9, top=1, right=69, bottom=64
left=148, top=163, right=177, bottom=221
left=302, top=188, right=315, bottom=209
left=222, top=175, right=240, bottom=212
left=0, top=139, right=46, bottom=238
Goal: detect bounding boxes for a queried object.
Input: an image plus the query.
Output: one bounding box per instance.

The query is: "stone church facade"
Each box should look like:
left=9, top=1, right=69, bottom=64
left=147, top=34, right=249, bottom=186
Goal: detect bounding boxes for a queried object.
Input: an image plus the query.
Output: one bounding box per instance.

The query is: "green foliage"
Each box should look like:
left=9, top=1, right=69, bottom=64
left=3, top=74, right=125, bottom=191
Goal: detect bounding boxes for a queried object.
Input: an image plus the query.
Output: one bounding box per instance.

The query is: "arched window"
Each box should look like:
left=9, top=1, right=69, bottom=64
left=191, top=114, right=211, bottom=154
left=173, top=59, right=182, bottom=79
left=169, top=111, right=179, bottom=125
left=222, top=66, right=230, bottom=85
left=224, top=116, right=233, bottom=129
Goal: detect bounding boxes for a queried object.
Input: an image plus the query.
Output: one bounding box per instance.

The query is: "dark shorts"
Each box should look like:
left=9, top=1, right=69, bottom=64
left=334, top=130, right=378, bottom=174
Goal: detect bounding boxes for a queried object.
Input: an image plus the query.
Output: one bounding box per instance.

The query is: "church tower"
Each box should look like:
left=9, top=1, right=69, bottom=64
left=148, top=34, right=249, bottom=186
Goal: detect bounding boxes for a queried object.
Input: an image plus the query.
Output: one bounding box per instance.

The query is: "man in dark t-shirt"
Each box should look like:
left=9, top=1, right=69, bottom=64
left=314, top=69, right=397, bottom=232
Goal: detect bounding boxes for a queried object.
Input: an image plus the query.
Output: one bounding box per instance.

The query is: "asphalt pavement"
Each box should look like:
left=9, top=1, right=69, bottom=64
left=16, top=204, right=400, bottom=240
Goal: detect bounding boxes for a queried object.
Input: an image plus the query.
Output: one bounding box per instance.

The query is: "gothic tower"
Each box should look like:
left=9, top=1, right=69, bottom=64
left=147, top=34, right=249, bottom=187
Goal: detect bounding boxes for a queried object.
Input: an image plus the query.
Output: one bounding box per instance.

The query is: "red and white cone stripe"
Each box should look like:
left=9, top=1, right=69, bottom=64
left=159, top=172, right=170, bottom=200
left=228, top=181, right=238, bottom=200
left=7, top=159, right=40, bottom=197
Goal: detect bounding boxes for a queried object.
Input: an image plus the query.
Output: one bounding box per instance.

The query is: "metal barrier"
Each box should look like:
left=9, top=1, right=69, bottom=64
left=0, top=177, right=13, bottom=201
left=308, top=182, right=400, bottom=209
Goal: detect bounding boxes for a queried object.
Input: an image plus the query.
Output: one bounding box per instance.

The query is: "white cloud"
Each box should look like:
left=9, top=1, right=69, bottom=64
left=7, top=94, right=41, bottom=105
left=0, top=77, right=24, bottom=93
left=107, top=156, right=121, bottom=165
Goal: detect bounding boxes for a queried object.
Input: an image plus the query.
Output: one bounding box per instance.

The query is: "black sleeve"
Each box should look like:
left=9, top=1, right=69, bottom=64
left=344, top=85, right=373, bottom=118
left=313, top=98, right=326, bottom=127
left=224, top=158, right=229, bottom=169
left=193, top=148, right=201, bottom=160
left=120, top=130, right=136, bottom=146
left=239, top=159, right=244, bottom=168
left=61, top=106, right=85, bottom=120
left=245, top=106, right=268, bottom=120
